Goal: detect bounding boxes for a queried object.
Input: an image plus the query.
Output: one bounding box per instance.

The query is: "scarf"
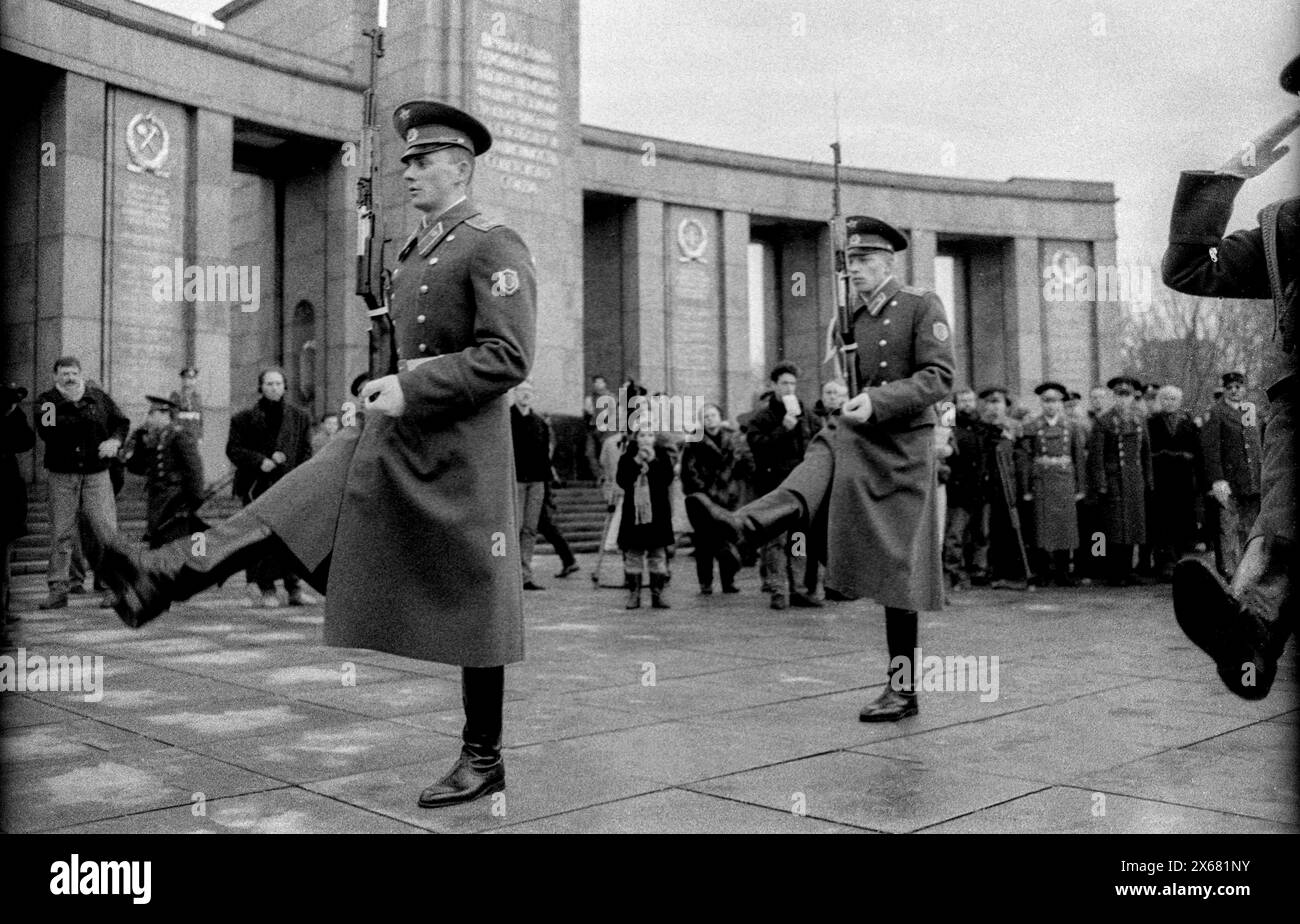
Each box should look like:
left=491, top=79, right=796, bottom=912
left=634, top=457, right=653, bottom=525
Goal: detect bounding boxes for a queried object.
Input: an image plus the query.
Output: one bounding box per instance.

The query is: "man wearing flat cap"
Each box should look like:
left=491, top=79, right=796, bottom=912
left=689, top=215, right=955, bottom=722
left=102, top=99, right=536, bottom=807
left=1017, top=382, right=1087, bottom=586
left=1200, top=372, right=1262, bottom=579
left=122, top=395, right=206, bottom=548
left=1086, top=376, right=1154, bottom=586
left=1162, top=52, right=1298, bottom=699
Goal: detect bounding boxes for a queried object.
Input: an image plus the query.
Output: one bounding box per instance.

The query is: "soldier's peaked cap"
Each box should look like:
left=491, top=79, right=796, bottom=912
left=1281, top=53, right=1300, bottom=94
left=394, top=100, right=492, bottom=160
left=1106, top=375, right=1142, bottom=393
left=845, top=216, right=908, bottom=253
left=1034, top=381, right=1068, bottom=398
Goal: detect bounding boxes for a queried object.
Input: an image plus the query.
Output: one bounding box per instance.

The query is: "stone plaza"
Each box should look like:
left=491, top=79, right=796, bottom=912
left=2, top=552, right=1294, bottom=834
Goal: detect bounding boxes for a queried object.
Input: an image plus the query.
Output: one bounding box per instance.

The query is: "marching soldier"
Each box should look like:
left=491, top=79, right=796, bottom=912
left=1164, top=52, right=1298, bottom=700
left=1017, top=382, right=1087, bottom=585
left=101, top=99, right=536, bottom=807
left=688, top=216, right=955, bottom=721
left=1087, top=375, right=1154, bottom=586
left=122, top=396, right=206, bottom=548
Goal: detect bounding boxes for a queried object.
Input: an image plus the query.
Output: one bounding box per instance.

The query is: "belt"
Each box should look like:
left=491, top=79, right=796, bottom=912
left=177, top=411, right=200, bottom=420
left=1034, top=455, right=1073, bottom=468
left=398, top=357, right=436, bottom=373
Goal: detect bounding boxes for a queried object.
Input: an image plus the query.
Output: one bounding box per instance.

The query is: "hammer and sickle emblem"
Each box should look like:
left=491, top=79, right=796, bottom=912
left=491, top=268, right=520, bottom=297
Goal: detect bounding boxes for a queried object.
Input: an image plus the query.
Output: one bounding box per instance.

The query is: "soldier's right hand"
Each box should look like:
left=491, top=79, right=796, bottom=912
left=260, top=457, right=276, bottom=473
left=1217, top=108, right=1300, bottom=179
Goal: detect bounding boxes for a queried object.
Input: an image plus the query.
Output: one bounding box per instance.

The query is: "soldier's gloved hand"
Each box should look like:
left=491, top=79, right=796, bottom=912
left=361, top=375, right=407, bottom=418
left=1216, top=108, right=1300, bottom=179
left=841, top=392, right=873, bottom=425
left=97, top=438, right=121, bottom=458
left=271, top=451, right=287, bottom=465
left=1211, top=479, right=1232, bottom=506
left=260, top=457, right=276, bottom=473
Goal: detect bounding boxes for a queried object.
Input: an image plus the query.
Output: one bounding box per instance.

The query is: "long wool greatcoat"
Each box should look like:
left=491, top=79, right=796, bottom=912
left=248, top=199, right=536, bottom=667
left=1016, top=415, right=1086, bottom=551
left=1087, top=407, right=1153, bottom=546
left=803, top=276, right=955, bottom=612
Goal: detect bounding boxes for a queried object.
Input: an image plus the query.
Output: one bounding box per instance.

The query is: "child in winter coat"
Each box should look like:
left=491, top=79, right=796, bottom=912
left=616, top=427, right=676, bottom=609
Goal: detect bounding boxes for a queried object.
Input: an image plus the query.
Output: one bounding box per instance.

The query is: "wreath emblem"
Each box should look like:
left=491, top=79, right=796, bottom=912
left=126, top=112, right=170, bottom=177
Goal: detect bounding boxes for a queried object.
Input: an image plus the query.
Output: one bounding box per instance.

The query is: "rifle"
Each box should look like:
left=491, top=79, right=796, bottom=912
left=357, top=1, right=395, bottom=378
left=829, top=140, right=858, bottom=395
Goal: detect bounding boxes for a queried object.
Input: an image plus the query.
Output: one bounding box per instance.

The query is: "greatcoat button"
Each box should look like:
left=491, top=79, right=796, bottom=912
left=879, top=339, right=887, bottom=346
left=417, top=314, right=426, bottom=323
left=447, top=234, right=455, bottom=241
left=419, top=285, right=429, bottom=293
left=419, top=343, right=427, bottom=352
left=880, top=361, right=888, bottom=367
left=883, top=318, right=891, bottom=325
left=429, top=257, right=438, bottom=265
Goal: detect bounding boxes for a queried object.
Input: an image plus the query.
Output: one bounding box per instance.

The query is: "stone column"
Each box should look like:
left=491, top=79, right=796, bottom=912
left=192, top=108, right=233, bottom=480
left=624, top=197, right=665, bottom=390
left=1092, top=238, right=1122, bottom=385
left=720, top=209, right=751, bottom=419
left=909, top=228, right=938, bottom=291
left=1006, top=236, right=1043, bottom=395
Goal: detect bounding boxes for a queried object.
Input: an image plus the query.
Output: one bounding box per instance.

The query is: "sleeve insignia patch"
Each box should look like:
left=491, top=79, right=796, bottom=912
left=491, top=268, right=520, bottom=296
left=933, top=321, right=950, bottom=342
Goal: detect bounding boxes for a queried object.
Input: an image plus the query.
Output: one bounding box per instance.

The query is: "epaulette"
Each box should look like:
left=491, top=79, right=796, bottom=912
left=899, top=285, right=930, bottom=297
left=465, top=214, right=504, bottom=232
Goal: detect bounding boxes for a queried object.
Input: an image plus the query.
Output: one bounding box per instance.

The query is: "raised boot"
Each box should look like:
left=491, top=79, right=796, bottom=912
left=685, top=488, right=807, bottom=575
left=1174, top=536, right=1295, bottom=700
left=624, top=572, right=642, bottom=610
left=98, top=507, right=278, bottom=629
left=860, top=607, right=920, bottom=722
left=419, top=666, right=505, bottom=808
left=649, top=572, right=671, bottom=609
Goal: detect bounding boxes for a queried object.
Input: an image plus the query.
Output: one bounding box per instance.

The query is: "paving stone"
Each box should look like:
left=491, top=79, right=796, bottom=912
left=688, top=751, right=1042, bottom=833
left=497, top=788, right=865, bottom=834
left=59, top=788, right=424, bottom=833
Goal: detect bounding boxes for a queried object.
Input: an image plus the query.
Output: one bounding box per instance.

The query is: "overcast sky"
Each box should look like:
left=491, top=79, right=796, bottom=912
left=147, top=0, right=1299, bottom=274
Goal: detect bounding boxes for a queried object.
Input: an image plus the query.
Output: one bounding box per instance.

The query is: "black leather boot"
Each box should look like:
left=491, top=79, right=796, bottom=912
left=860, top=607, right=920, bottom=721
left=419, top=666, right=505, bottom=808
left=624, top=572, right=642, bottom=609
left=686, top=489, right=807, bottom=575
left=649, top=572, right=671, bottom=609
left=1174, top=536, right=1295, bottom=700
left=98, top=507, right=278, bottom=629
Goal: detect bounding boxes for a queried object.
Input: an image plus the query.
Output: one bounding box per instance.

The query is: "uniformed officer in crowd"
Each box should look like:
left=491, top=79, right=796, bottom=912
left=168, top=367, right=203, bottom=442
left=688, top=215, right=955, bottom=721
left=122, top=396, right=207, bottom=548
left=1164, top=54, right=1298, bottom=700
left=1087, top=375, right=1154, bottom=586
left=1017, top=382, right=1087, bottom=586
left=101, top=99, right=536, bottom=807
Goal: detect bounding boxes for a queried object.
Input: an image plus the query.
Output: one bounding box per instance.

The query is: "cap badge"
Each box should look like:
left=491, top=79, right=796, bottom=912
left=491, top=268, right=520, bottom=297
left=406, top=128, right=419, bottom=143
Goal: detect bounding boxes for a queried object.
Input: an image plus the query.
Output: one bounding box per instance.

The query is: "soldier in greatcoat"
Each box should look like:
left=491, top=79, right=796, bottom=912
left=1087, top=376, right=1154, bottom=586
left=122, top=396, right=207, bottom=548
left=1163, top=55, right=1298, bottom=699
left=1017, top=382, right=1087, bottom=586
left=101, top=100, right=536, bottom=807
left=688, top=216, right=955, bottom=722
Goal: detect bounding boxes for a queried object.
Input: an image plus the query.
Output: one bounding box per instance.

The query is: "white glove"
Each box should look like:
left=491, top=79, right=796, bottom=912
left=360, top=375, right=407, bottom=418
left=1211, top=479, right=1232, bottom=506
left=841, top=391, right=873, bottom=425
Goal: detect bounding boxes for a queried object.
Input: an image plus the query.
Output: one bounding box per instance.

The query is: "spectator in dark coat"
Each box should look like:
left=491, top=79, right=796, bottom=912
left=746, top=363, right=819, bottom=609
left=616, top=427, right=675, bottom=609
left=226, top=368, right=314, bottom=607
left=1087, top=376, right=1154, bottom=586
left=943, top=389, right=985, bottom=589
left=682, top=403, right=750, bottom=594
left=1200, top=371, right=1263, bottom=579
left=34, top=357, right=129, bottom=610
left=510, top=380, right=551, bottom=590
left=1147, top=385, right=1202, bottom=580
left=2, top=383, right=35, bottom=622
